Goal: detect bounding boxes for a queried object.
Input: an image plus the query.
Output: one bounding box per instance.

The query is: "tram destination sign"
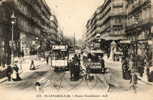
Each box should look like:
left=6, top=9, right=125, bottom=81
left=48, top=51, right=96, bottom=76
left=52, top=45, right=68, bottom=50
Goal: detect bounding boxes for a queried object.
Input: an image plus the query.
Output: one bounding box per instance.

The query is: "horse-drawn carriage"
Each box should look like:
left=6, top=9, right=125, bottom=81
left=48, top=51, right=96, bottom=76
left=83, top=50, right=106, bottom=74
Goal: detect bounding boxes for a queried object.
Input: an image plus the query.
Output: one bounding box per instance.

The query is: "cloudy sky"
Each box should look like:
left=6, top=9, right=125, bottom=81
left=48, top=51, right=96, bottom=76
left=45, top=0, right=104, bottom=40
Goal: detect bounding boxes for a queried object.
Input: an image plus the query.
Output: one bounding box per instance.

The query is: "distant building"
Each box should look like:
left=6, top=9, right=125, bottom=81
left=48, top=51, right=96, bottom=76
left=0, top=0, right=59, bottom=65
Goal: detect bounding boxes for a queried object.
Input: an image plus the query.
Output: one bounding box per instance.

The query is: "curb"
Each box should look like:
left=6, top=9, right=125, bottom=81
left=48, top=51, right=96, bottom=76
left=0, top=77, right=8, bottom=84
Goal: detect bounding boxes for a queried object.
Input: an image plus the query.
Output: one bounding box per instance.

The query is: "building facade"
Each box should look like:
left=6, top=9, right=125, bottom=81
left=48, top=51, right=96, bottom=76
left=126, top=0, right=153, bottom=64
left=0, top=0, right=59, bottom=65
left=85, top=0, right=127, bottom=54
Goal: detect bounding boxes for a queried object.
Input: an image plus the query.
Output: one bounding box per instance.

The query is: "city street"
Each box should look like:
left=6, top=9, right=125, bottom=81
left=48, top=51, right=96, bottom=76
left=1, top=0, right=153, bottom=100
left=0, top=55, right=153, bottom=100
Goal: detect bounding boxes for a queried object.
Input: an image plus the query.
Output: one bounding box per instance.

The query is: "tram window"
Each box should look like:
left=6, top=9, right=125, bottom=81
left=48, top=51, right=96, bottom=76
left=52, top=51, right=68, bottom=60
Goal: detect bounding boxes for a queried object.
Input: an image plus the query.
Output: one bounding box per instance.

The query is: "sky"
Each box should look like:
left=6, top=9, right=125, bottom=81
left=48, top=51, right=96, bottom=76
left=45, top=0, right=104, bottom=40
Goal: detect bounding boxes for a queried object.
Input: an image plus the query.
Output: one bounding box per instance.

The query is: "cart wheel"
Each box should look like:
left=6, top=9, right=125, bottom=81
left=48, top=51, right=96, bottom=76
left=80, top=69, right=86, bottom=78
left=86, top=74, right=98, bottom=89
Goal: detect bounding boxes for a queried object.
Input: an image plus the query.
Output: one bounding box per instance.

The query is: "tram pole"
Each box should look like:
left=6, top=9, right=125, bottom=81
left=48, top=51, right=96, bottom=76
left=74, top=33, right=76, bottom=50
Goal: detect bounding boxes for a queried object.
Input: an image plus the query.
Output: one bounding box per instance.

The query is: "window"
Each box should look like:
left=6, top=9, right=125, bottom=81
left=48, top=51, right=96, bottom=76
left=113, top=3, right=123, bottom=8
left=113, top=4, right=123, bottom=8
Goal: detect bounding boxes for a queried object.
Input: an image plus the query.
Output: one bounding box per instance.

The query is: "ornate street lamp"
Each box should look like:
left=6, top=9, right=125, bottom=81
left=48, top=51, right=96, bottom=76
left=98, top=34, right=101, bottom=42
left=35, top=37, right=40, bottom=57
left=95, top=33, right=101, bottom=49
left=11, top=11, right=16, bottom=65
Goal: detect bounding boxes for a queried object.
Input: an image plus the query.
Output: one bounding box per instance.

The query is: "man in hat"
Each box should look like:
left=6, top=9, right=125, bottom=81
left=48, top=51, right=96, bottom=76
left=12, top=60, right=22, bottom=81
left=30, top=60, right=35, bottom=70
left=6, top=65, right=13, bottom=81
left=73, top=54, right=81, bottom=80
left=69, top=59, right=74, bottom=80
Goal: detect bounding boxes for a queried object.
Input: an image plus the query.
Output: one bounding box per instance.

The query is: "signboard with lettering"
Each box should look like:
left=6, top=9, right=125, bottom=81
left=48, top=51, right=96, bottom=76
left=52, top=45, right=68, bottom=50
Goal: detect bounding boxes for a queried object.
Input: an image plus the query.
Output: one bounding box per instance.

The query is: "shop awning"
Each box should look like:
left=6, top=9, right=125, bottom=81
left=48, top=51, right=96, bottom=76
left=101, top=34, right=126, bottom=41
left=90, top=50, right=104, bottom=54
left=120, top=40, right=131, bottom=44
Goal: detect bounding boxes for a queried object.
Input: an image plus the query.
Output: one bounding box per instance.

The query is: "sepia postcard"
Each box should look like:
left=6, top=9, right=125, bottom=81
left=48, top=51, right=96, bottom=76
left=0, top=0, right=153, bottom=100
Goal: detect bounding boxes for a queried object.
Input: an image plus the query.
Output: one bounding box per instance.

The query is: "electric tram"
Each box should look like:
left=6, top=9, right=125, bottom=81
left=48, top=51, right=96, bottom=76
left=51, top=45, right=69, bottom=72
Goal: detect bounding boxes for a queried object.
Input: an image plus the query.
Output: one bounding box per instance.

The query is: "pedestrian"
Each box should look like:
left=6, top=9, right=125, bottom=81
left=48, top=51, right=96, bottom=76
left=145, top=48, right=152, bottom=81
left=129, top=71, right=138, bottom=93
left=12, top=62, right=22, bottom=81
left=100, top=54, right=105, bottom=73
left=129, top=55, right=134, bottom=71
left=146, top=67, right=150, bottom=82
left=69, top=59, right=74, bottom=80
left=73, top=54, right=81, bottom=80
left=103, top=69, right=117, bottom=93
left=122, top=57, right=131, bottom=80
left=46, top=55, right=49, bottom=64
left=6, top=65, right=13, bottom=81
left=137, top=55, right=145, bottom=77
left=35, top=81, right=41, bottom=92
left=30, top=60, right=35, bottom=70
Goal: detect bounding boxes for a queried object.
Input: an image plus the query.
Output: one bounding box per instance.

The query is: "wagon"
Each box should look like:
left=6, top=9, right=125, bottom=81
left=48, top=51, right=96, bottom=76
left=85, top=50, right=105, bottom=74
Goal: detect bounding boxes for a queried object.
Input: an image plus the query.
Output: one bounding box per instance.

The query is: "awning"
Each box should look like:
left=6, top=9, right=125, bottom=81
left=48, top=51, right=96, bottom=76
left=90, top=50, right=104, bottom=54
left=101, top=34, right=126, bottom=41
left=120, top=40, right=131, bottom=44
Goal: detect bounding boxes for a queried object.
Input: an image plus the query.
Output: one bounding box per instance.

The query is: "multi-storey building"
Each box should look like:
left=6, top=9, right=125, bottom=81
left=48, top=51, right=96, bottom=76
left=0, top=0, right=59, bottom=65
left=85, top=0, right=127, bottom=52
left=126, top=0, right=153, bottom=64
left=126, top=0, right=152, bottom=40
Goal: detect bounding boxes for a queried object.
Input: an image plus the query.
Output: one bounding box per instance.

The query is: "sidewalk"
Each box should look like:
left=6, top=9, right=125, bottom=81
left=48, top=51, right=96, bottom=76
left=104, top=55, right=130, bottom=89
left=103, top=54, right=153, bottom=91
left=17, top=55, right=46, bottom=73
left=0, top=55, right=47, bottom=84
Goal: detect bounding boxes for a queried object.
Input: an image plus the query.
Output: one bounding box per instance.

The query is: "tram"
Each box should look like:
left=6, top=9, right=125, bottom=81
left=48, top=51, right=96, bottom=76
left=51, top=45, right=69, bottom=72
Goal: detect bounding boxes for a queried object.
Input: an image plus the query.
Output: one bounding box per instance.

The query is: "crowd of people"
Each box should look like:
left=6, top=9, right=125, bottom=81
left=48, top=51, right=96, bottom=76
left=121, top=50, right=153, bottom=92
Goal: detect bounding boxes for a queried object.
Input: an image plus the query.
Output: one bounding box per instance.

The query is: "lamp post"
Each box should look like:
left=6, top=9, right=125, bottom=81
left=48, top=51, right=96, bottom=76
left=97, top=34, right=101, bottom=43
left=96, top=33, right=101, bottom=49
left=11, top=11, right=16, bottom=65
left=35, top=37, right=39, bottom=58
left=74, top=33, right=76, bottom=50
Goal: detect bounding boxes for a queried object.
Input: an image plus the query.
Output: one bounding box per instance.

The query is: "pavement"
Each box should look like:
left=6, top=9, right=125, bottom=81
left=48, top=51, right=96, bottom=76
left=0, top=55, right=47, bottom=84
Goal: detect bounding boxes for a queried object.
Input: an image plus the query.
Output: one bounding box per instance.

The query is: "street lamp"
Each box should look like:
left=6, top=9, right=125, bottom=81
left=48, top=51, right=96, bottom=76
left=11, top=11, right=16, bottom=65
left=35, top=37, right=40, bottom=58
left=95, top=33, right=101, bottom=49
left=35, top=37, right=39, bottom=41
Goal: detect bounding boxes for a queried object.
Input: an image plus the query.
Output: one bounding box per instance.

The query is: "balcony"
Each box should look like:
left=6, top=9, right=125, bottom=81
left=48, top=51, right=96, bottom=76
left=95, top=23, right=111, bottom=34
left=86, top=30, right=96, bottom=41
left=37, top=0, right=51, bottom=17
left=127, top=0, right=149, bottom=14
left=110, top=30, right=126, bottom=36
left=23, top=0, right=51, bottom=25
left=96, top=5, right=111, bottom=20
left=101, top=31, right=126, bottom=41
left=15, top=0, right=51, bottom=29
left=111, top=19, right=125, bottom=26
left=15, top=1, right=31, bottom=19
left=126, top=17, right=152, bottom=30
left=111, top=10, right=126, bottom=16
left=96, top=13, right=111, bottom=26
